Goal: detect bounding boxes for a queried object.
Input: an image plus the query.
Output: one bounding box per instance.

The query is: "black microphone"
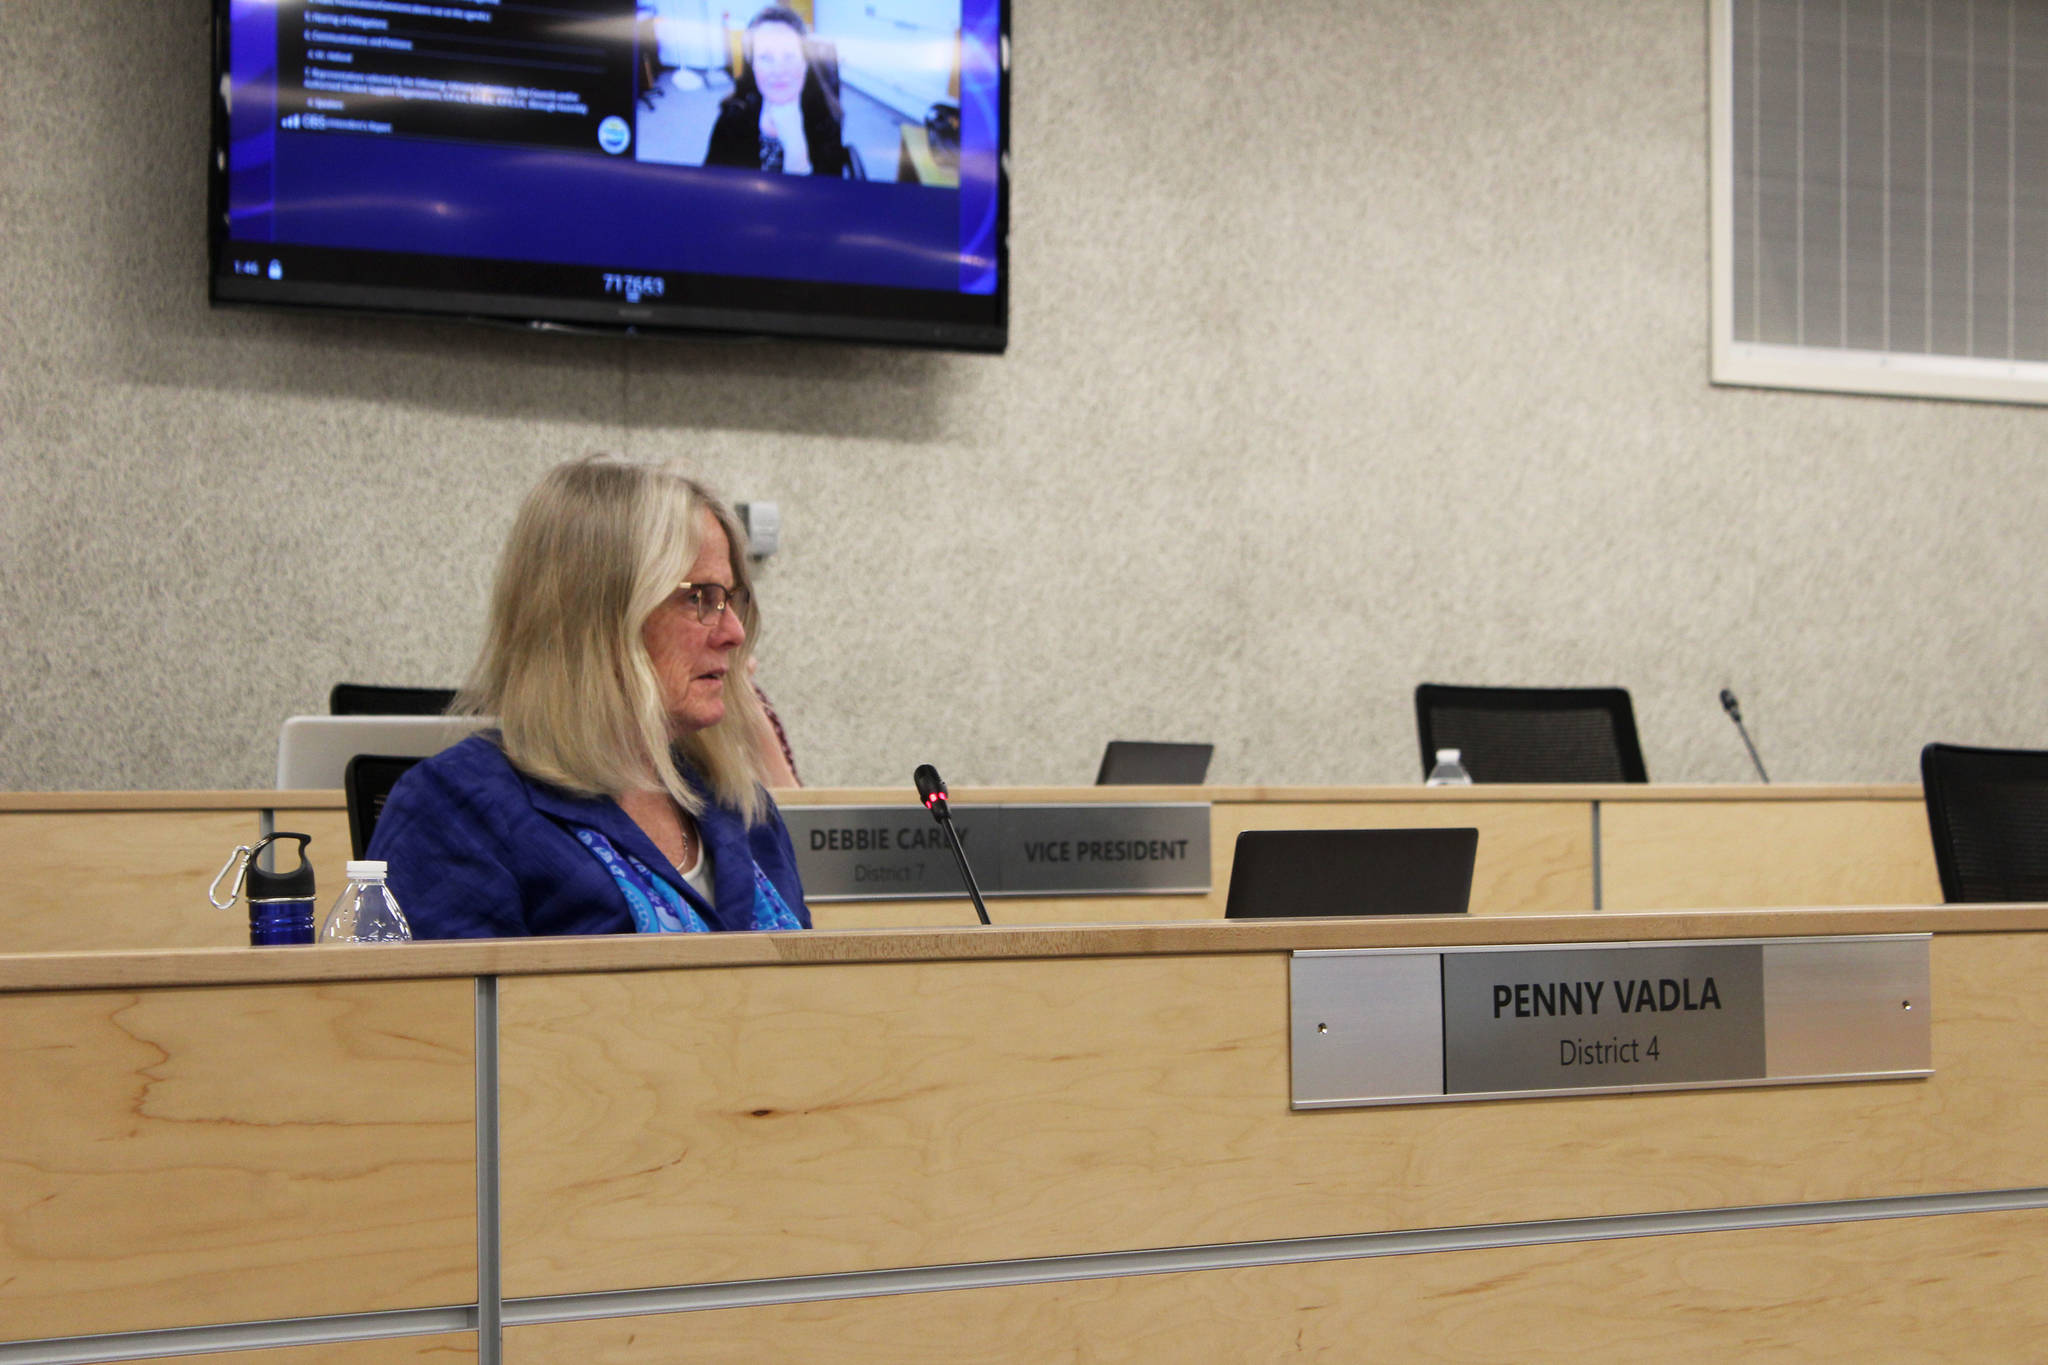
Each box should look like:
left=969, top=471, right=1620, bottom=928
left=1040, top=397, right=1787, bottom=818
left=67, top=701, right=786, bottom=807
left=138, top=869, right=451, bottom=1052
left=913, top=763, right=992, bottom=926
left=1720, top=689, right=1771, bottom=783
left=914, top=763, right=949, bottom=818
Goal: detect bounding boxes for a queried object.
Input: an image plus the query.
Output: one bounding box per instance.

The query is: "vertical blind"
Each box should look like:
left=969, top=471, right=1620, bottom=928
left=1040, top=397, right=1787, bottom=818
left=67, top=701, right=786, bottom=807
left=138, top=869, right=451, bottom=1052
left=1724, top=0, right=2048, bottom=391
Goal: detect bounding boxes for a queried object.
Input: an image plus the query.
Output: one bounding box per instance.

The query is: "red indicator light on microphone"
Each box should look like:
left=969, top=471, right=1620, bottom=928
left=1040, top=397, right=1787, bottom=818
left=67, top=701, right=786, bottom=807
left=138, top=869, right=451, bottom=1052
left=914, top=765, right=951, bottom=817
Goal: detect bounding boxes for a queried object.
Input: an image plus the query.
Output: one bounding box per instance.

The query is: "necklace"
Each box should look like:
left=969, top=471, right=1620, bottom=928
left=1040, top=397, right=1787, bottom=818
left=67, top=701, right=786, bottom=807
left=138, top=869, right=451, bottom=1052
left=618, top=788, right=699, bottom=875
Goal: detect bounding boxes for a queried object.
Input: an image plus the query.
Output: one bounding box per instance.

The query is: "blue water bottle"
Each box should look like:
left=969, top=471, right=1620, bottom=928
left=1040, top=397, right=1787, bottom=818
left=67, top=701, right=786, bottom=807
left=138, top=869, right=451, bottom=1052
left=211, top=832, right=317, bottom=945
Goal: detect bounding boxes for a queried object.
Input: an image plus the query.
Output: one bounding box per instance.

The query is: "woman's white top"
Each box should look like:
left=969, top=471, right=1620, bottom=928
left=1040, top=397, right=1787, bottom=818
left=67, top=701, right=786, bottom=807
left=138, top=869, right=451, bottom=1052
left=761, top=99, right=811, bottom=174
left=679, top=838, right=716, bottom=909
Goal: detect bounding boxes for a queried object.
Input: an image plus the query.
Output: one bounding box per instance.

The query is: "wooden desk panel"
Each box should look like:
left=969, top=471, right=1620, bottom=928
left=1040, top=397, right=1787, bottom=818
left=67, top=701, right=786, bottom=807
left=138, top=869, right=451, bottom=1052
left=0, top=809, right=256, bottom=951
left=503, top=1208, right=2048, bottom=1363
left=2, top=786, right=1935, bottom=947
left=811, top=894, right=1216, bottom=929
left=1600, top=798, right=1940, bottom=910
left=800, top=793, right=1593, bottom=924
left=130, top=1337, right=478, bottom=1364
left=0, top=805, right=350, bottom=952
left=808, top=898, right=982, bottom=929
left=1210, top=799, right=1593, bottom=914
left=497, top=932, right=2048, bottom=1298
left=0, top=979, right=477, bottom=1340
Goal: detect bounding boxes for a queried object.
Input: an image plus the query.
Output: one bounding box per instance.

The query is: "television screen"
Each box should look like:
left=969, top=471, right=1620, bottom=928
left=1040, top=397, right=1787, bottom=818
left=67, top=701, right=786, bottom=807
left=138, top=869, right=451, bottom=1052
left=209, top=0, right=1007, bottom=351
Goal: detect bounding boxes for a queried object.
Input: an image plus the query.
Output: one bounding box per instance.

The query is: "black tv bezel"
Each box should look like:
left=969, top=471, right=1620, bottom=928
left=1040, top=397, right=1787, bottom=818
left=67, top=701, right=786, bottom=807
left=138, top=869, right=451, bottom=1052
left=206, top=1, right=1009, bottom=353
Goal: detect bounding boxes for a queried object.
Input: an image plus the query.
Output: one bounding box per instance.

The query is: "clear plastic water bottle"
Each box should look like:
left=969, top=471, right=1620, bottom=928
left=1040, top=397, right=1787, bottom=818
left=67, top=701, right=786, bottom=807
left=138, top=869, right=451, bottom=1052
left=1425, top=747, right=1473, bottom=786
left=320, top=860, right=413, bottom=943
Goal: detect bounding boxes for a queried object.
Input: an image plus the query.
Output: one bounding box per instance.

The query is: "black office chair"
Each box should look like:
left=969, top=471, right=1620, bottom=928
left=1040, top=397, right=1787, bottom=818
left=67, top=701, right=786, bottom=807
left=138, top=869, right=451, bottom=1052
left=330, top=683, right=459, bottom=716
left=345, top=754, right=424, bottom=858
left=1414, top=684, right=1648, bottom=784
left=1919, top=742, right=2048, bottom=903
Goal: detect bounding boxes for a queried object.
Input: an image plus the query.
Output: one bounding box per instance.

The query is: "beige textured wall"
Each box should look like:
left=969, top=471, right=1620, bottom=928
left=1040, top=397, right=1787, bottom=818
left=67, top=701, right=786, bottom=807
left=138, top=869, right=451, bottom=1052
left=3, top=1, right=2044, bottom=793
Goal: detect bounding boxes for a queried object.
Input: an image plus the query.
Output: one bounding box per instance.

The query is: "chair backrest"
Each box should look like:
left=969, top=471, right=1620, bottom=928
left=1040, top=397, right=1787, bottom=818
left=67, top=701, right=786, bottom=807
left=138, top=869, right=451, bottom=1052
left=1095, top=741, right=1213, bottom=785
left=1919, top=742, right=2048, bottom=903
left=345, top=754, right=424, bottom=859
left=1414, top=684, right=1647, bottom=784
left=330, top=683, right=459, bottom=716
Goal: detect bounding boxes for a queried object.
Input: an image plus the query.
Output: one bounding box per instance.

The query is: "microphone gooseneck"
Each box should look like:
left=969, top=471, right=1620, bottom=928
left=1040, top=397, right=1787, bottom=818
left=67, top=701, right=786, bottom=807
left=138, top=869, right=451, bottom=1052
left=1720, top=689, right=1771, bottom=784
left=914, top=763, right=992, bottom=926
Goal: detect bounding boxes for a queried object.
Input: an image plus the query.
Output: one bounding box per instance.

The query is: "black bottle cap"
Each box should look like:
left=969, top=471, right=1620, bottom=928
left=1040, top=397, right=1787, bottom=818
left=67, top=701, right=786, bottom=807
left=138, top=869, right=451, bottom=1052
left=246, top=832, right=315, bottom=900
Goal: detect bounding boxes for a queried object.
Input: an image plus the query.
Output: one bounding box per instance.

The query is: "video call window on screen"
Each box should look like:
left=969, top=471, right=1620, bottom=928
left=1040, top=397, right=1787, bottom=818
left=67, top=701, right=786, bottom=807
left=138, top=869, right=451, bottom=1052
left=636, top=1, right=966, bottom=189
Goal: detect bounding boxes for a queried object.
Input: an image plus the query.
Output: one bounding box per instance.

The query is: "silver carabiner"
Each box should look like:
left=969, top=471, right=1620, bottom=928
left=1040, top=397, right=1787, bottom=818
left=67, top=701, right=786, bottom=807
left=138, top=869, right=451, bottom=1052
left=209, top=845, right=254, bottom=910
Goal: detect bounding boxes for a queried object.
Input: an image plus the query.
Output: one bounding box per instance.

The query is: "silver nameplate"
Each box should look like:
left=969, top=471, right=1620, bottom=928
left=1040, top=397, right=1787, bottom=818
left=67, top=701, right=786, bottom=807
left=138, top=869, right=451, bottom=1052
left=786, top=804, right=1210, bottom=901
left=1291, top=935, right=1930, bottom=1108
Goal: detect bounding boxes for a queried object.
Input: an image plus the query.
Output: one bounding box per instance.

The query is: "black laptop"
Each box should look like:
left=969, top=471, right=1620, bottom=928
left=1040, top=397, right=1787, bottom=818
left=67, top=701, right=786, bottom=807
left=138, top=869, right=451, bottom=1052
left=1095, top=741, right=1214, bottom=785
left=1224, top=828, right=1479, bottom=918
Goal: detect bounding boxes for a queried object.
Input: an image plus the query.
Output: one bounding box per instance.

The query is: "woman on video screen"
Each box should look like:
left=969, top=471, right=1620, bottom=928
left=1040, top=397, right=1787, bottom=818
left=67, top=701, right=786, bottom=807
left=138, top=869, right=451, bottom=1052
left=705, top=6, right=854, bottom=178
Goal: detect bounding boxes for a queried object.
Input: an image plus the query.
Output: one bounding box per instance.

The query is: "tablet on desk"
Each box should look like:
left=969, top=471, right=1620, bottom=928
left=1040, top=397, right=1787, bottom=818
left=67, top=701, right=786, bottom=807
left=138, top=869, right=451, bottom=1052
left=1224, top=828, right=1478, bottom=918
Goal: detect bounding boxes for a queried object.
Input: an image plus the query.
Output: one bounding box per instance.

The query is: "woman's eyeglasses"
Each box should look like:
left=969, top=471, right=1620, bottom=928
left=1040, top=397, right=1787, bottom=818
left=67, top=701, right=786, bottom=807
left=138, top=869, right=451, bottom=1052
left=672, top=582, right=752, bottom=624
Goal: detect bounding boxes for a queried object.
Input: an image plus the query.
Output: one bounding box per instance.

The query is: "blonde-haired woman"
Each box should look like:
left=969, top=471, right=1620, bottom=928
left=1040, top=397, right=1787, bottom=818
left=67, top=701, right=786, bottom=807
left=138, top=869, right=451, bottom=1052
left=369, top=455, right=809, bottom=937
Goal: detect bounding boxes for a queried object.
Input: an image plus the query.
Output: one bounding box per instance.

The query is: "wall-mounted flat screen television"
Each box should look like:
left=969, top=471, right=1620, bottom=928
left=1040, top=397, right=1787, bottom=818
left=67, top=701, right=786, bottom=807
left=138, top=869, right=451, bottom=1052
left=209, top=0, right=1007, bottom=351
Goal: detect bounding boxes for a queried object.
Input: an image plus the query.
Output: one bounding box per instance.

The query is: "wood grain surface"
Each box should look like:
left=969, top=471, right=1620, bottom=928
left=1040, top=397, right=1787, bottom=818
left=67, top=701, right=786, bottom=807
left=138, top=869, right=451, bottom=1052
left=0, top=980, right=477, bottom=1340
left=810, top=895, right=1216, bottom=930
left=1209, top=798, right=1592, bottom=914
left=502, top=1208, right=2048, bottom=1363
left=0, top=792, right=346, bottom=813
left=6, top=905, right=2048, bottom=995
left=1600, top=798, right=1942, bottom=910
left=2, top=783, right=1927, bottom=950
left=0, top=806, right=351, bottom=953
left=118, top=1337, right=476, bottom=1364
left=495, top=931, right=2048, bottom=1297
left=0, top=810, right=273, bottom=952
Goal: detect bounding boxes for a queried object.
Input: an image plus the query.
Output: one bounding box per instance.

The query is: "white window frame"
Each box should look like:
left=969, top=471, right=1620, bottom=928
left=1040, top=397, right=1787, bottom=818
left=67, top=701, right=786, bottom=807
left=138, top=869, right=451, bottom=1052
left=1710, top=0, right=2048, bottom=406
